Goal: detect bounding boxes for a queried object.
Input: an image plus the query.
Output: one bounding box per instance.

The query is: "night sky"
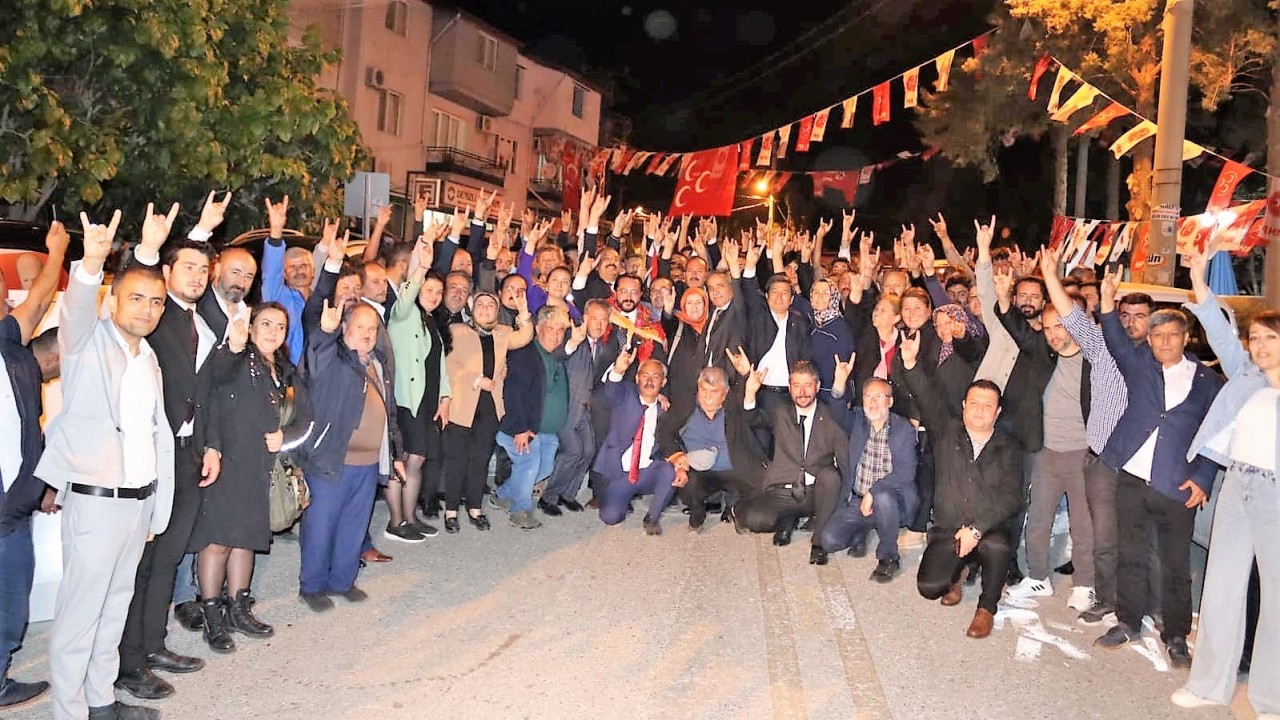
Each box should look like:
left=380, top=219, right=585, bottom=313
left=450, top=1, right=1108, bottom=245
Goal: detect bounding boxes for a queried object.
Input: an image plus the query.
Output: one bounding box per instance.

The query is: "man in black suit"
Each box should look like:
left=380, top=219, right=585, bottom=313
left=698, top=270, right=747, bottom=380
left=743, top=274, right=814, bottom=453
left=117, top=201, right=236, bottom=701
left=735, top=360, right=848, bottom=565
left=658, top=365, right=766, bottom=530
left=199, top=247, right=255, bottom=341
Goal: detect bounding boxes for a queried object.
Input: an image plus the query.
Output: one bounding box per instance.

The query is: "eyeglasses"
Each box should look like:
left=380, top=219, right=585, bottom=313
left=864, top=393, right=891, bottom=401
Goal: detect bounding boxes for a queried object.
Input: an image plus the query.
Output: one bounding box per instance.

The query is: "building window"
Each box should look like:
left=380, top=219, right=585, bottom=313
left=432, top=110, right=463, bottom=149
left=572, top=85, right=586, bottom=119
left=514, top=65, right=525, bottom=99
left=477, top=32, right=498, bottom=72
left=377, top=89, right=403, bottom=136
left=384, top=1, right=407, bottom=36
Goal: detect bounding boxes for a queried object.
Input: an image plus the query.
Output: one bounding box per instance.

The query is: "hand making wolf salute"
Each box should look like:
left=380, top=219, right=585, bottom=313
left=41, top=208, right=179, bottom=720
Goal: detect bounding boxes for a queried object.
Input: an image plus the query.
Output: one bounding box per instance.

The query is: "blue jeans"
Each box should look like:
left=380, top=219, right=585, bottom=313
left=0, top=517, right=34, bottom=679
left=599, top=462, right=677, bottom=525
left=299, top=464, right=379, bottom=595
left=495, top=432, right=560, bottom=513
left=819, top=487, right=917, bottom=560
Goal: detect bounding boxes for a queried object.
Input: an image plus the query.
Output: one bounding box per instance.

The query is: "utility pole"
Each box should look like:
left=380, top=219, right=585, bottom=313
left=1144, top=0, right=1195, bottom=286
left=1073, top=136, right=1089, bottom=218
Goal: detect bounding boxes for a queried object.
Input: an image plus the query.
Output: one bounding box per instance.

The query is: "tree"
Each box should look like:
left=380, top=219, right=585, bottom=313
left=916, top=0, right=1273, bottom=221
left=0, top=0, right=367, bottom=238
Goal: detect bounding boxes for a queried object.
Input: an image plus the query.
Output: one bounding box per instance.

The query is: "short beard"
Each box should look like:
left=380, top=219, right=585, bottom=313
left=1018, top=305, right=1040, bottom=320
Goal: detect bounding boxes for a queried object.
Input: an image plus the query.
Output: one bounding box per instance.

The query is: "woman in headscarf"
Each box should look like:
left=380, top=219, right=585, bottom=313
left=808, top=278, right=856, bottom=399
left=662, top=286, right=709, bottom=421
left=442, top=291, right=532, bottom=532
left=931, top=303, right=987, bottom=418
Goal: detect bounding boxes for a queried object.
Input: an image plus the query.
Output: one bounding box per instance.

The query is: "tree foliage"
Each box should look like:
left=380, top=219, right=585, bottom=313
left=0, top=0, right=367, bottom=238
left=915, top=0, right=1273, bottom=220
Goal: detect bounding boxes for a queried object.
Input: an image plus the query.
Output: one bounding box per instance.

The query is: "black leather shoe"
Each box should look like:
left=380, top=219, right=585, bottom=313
left=1055, top=560, right=1075, bottom=575
left=444, top=516, right=460, bottom=534
left=848, top=540, right=868, bottom=558
left=0, top=678, right=49, bottom=708
left=340, top=586, right=369, bottom=602
left=559, top=498, right=585, bottom=512
left=146, top=648, right=205, bottom=674
left=469, top=513, right=491, bottom=531
left=114, top=668, right=174, bottom=700
left=809, top=546, right=829, bottom=565
left=299, top=592, right=334, bottom=613
left=173, top=600, right=203, bottom=631
left=773, top=528, right=793, bottom=546
left=538, top=498, right=563, bottom=516
left=89, top=701, right=161, bottom=720
left=1167, top=637, right=1193, bottom=669
left=688, top=512, right=707, bottom=531
left=727, top=506, right=748, bottom=534
left=870, top=558, right=900, bottom=583
left=720, top=504, right=735, bottom=523
left=643, top=516, right=663, bottom=536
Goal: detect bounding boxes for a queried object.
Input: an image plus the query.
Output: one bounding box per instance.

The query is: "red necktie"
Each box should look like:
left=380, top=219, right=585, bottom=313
left=628, top=404, right=650, bottom=484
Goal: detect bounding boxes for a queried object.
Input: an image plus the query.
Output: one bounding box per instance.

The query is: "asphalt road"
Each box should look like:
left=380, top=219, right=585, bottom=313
left=6, top=502, right=1258, bottom=720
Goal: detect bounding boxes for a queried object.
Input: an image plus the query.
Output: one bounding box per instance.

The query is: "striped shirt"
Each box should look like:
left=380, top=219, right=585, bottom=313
left=1060, top=306, right=1128, bottom=454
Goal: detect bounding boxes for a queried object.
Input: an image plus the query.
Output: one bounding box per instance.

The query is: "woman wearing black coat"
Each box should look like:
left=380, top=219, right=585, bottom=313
left=188, top=302, right=312, bottom=652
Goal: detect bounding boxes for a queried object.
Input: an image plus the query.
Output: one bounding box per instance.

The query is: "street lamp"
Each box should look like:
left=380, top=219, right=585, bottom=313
left=750, top=179, right=775, bottom=228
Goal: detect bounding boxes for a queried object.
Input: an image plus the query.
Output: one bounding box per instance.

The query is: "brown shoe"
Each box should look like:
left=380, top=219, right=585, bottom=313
left=361, top=548, right=392, bottom=563
left=966, top=608, right=995, bottom=639
left=940, top=567, right=966, bottom=606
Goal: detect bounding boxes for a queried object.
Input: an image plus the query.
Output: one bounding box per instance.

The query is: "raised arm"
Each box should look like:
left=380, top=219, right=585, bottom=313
left=9, top=221, right=70, bottom=344
left=61, top=210, right=122, bottom=354
left=1185, top=245, right=1251, bottom=379
left=896, top=331, right=948, bottom=433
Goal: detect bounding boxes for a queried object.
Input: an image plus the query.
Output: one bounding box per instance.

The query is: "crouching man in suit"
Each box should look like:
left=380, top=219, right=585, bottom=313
left=41, top=209, right=178, bottom=720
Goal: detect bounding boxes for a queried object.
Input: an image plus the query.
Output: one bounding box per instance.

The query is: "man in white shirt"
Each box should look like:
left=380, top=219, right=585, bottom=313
left=40, top=209, right=177, bottom=720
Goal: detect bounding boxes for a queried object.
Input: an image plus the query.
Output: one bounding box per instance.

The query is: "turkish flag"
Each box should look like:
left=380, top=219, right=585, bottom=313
left=872, top=81, right=891, bottom=125
left=1073, top=102, right=1128, bottom=136
left=812, top=171, right=859, bottom=204
left=1029, top=56, right=1053, bottom=100
left=795, top=115, right=814, bottom=153
left=739, top=139, right=753, bottom=171
left=562, top=146, right=582, bottom=213
left=669, top=146, right=740, bottom=217
left=1206, top=160, right=1252, bottom=214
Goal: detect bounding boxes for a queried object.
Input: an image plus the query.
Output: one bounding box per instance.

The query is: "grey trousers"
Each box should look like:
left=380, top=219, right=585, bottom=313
left=1083, top=453, right=1118, bottom=606
left=50, top=491, right=153, bottom=720
left=1025, top=448, right=1094, bottom=586
left=1185, top=462, right=1280, bottom=713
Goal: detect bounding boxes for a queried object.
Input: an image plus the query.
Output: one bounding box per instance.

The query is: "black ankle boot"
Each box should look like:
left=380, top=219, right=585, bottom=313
left=227, top=590, right=274, bottom=638
left=199, top=597, right=236, bottom=653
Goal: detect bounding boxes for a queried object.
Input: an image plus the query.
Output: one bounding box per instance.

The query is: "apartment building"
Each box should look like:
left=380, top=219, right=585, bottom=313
left=286, top=1, right=603, bottom=235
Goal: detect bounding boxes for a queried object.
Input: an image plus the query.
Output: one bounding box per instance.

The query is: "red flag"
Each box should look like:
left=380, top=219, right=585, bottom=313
left=738, top=139, right=753, bottom=171
left=811, top=108, right=831, bottom=142
left=1028, top=56, right=1052, bottom=100
left=1206, top=160, right=1252, bottom=214
left=1218, top=199, right=1265, bottom=252
left=562, top=146, right=582, bottom=213
left=812, top=171, right=859, bottom=204
left=795, top=115, right=815, bottom=153
left=588, top=149, right=610, bottom=182
left=669, top=146, right=739, bottom=217
left=971, top=34, right=989, bottom=57
left=1129, top=223, right=1151, bottom=275
left=872, top=82, right=891, bottom=125
left=769, top=172, right=793, bottom=194
left=1073, top=102, right=1129, bottom=136
left=645, top=153, right=666, bottom=174
left=1048, top=216, right=1073, bottom=249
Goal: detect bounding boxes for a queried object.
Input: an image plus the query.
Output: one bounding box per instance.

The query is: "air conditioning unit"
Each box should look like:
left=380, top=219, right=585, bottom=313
left=475, top=115, right=494, bottom=133
left=364, top=66, right=386, bottom=89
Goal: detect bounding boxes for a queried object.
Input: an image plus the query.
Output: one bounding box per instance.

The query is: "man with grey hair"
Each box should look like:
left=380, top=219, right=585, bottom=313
left=494, top=305, right=572, bottom=529
left=658, top=365, right=767, bottom=530
left=1092, top=273, right=1223, bottom=670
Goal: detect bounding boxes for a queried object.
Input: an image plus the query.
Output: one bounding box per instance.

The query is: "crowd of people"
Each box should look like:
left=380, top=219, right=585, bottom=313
left=0, top=183, right=1276, bottom=720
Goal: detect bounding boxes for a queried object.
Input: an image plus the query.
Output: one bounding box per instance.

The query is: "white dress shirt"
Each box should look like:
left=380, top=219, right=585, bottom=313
left=169, top=294, right=216, bottom=438
left=1122, top=356, right=1197, bottom=482
left=0, top=351, right=22, bottom=491
left=213, top=291, right=248, bottom=341
left=616, top=386, right=659, bottom=473
left=110, top=323, right=160, bottom=488
left=797, top=404, right=816, bottom=485
left=760, top=312, right=790, bottom=387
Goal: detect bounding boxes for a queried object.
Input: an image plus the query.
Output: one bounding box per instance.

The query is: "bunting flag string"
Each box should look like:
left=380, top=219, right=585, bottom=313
left=597, top=30, right=995, bottom=172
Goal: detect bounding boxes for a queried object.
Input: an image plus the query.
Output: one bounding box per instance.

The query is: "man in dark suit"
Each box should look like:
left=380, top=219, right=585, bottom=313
left=198, top=247, right=255, bottom=341
left=118, top=209, right=235, bottom=701
left=658, top=365, right=766, bottom=531
left=541, top=299, right=618, bottom=514
left=0, top=290, right=53, bottom=709
left=735, top=360, right=849, bottom=565
left=743, top=274, right=814, bottom=454
left=820, top=376, right=919, bottom=582
left=593, top=352, right=677, bottom=535
left=698, top=270, right=747, bottom=380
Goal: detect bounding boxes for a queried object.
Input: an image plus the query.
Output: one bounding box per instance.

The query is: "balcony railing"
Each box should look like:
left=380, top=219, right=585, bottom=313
left=423, top=146, right=506, bottom=186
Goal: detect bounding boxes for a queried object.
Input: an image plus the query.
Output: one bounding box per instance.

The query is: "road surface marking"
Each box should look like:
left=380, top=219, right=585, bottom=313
left=755, top=536, right=809, bottom=720
left=816, top=563, right=894, bottom=720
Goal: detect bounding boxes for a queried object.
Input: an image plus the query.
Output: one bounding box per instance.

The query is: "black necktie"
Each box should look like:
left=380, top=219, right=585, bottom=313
left=798, top=414, right=808, bottom=457
left=184, top=308, right=197, bottom=424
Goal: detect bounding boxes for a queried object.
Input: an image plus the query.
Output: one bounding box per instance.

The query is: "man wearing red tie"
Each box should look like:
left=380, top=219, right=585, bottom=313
left=592, top=346, right=678, bottom=535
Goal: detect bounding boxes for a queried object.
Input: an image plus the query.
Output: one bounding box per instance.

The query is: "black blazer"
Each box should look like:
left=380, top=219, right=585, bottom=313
left=742, top=280, right=813, bottom=379
left=0, top=331, right=46, bottom=536
left=198, top=290, right=230, bottom=341
left=697, top=291, right=747, bottom=381
left=657, top=382, right=767, bottom=490
left=752, top=399, right=848, bottom=491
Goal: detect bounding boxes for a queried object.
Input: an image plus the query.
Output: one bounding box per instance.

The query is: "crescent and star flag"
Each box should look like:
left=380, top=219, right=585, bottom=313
left=756, top=131, right=774, bottom=166
left=738, top=139, right=753, bottom=171
left=1205, top=160, right=1252, bottom=214
left=1047, top=66, right=1073, bottom=114
left=811, top=107, right=831, bottom=142
left=872, top=81, right=891, bottom=125
left=812, top=172, right=859, bottom=204
left=1050, top=85, right=1100, bottom=123
left=795, top=115, right=815, bottom=153
left=1029, top=56, right=1053, bottom=100
left=1110, top=121, right=1157, bottom=159
left=903, top=67, right=920, bottom=109
left=1217, top=200, right=1265, bottom=252
left=561, top=146, right=582, bottom=212
left=1073, top=102, right=1129, bottom=136
left=669, top=146, right=739, bottom=218
left=935, top=50, right=956, bottom=92
left=840, top=96, right=858, bottom=129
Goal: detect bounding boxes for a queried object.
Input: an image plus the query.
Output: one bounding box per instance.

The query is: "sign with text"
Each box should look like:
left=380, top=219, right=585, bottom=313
left=443, top=181, right=501, bottom=218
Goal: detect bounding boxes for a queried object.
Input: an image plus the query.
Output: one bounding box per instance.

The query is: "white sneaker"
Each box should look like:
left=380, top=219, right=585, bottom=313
left=1170, top=688, right=1222, bottom=709
left=1068, top=586, right=1095, bottom=611
left=1006, top=577, right=1053, bottom=598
